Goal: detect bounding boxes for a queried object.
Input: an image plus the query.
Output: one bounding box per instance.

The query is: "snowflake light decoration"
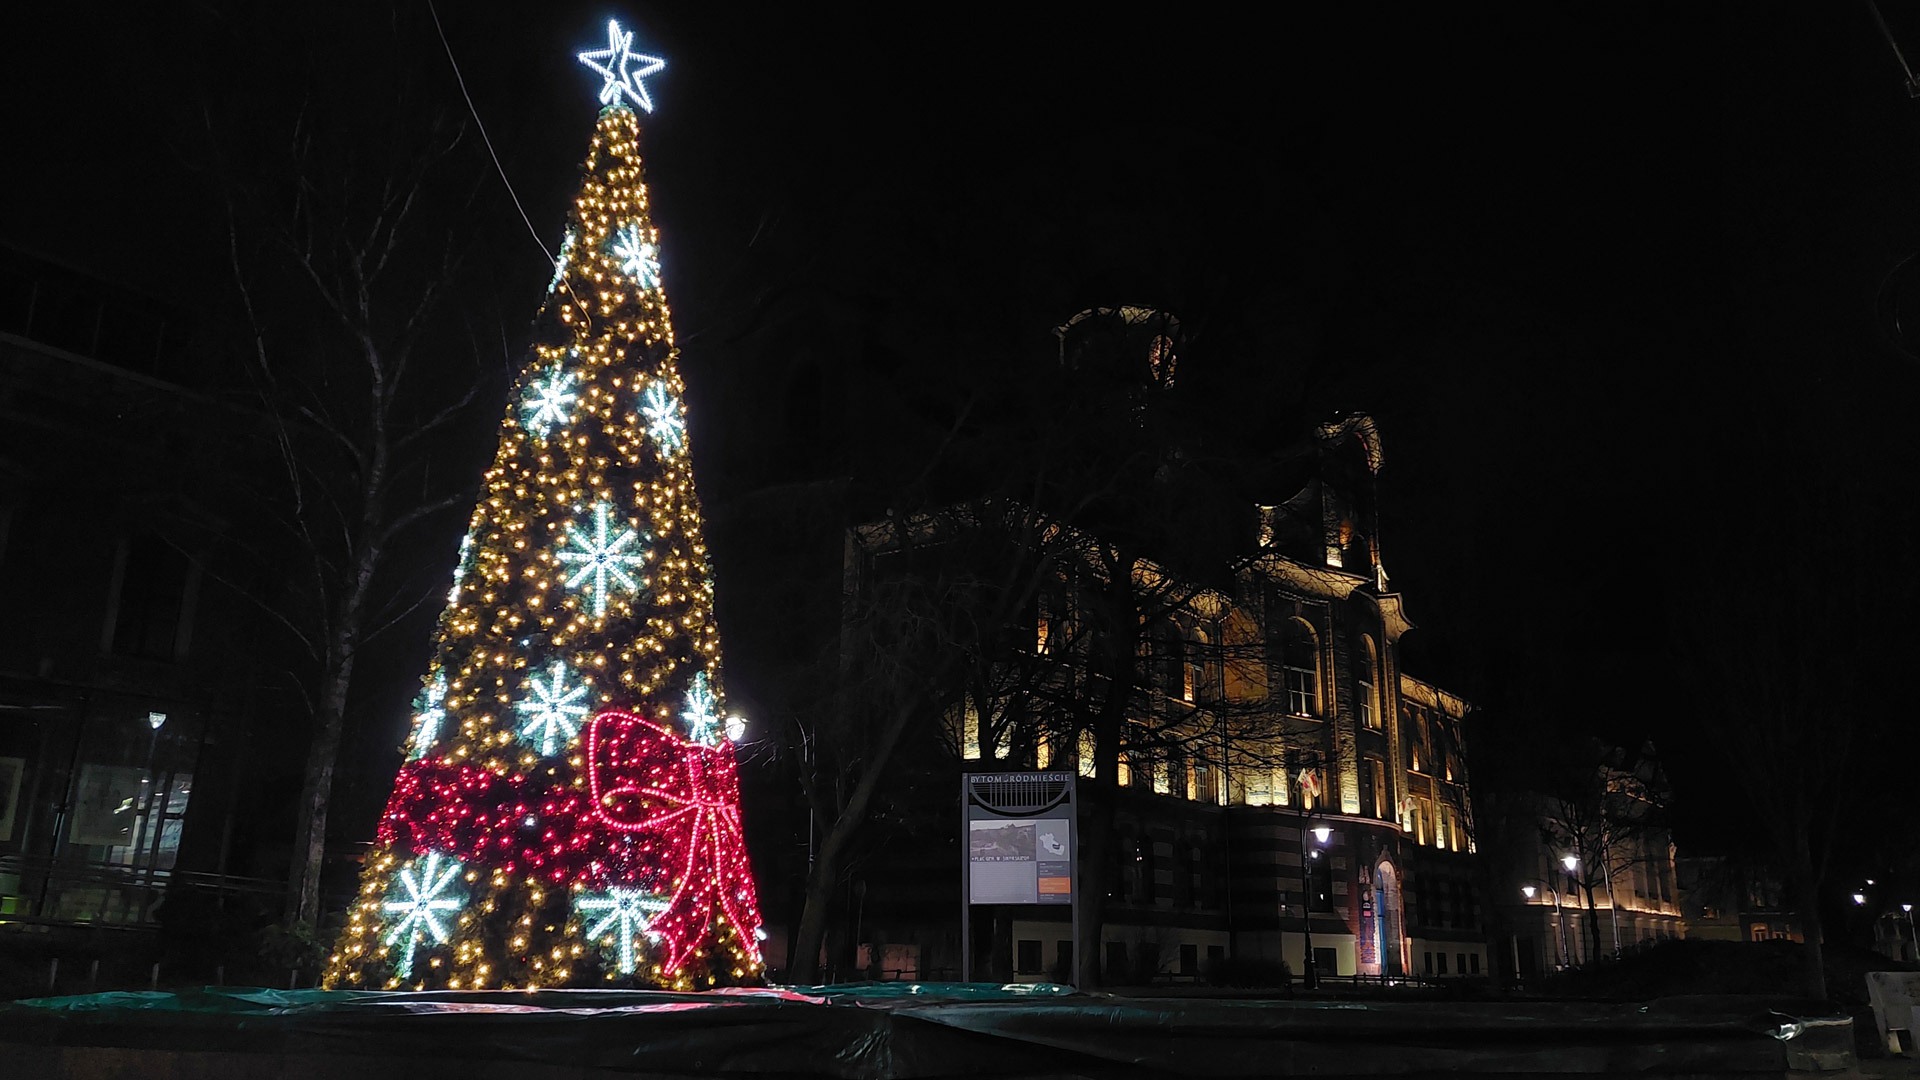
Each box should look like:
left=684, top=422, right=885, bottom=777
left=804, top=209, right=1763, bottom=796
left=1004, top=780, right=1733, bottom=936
left=577, top=19, right=666, bottom=113
left=680, top=672, right=721, bottom=746
left=382, top=851, right=465, bottom=979
left=556, top=501, right=647, bottom=618
left=515, top=661, right=591, bottom=755
left=448, top=533, right=475, bottom=605
left=407, top=670, right=449, bottom=762
left=548, top=231, right=575, bottom=294
left=610, top=222, right=661, bottom=289
left=577, top=887, right=671, bottom=975
left=640, top=383, right=685, bottom=456
left=522, top=371, right=578, bottom=436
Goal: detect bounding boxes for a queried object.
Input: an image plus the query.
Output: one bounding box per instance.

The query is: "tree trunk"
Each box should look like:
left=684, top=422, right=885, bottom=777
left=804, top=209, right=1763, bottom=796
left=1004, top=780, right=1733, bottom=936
left=288, top=533, right=381, bottom=935
left=1581, top=880, right=1602, bottom=965
left=788, top=692, right=923, bottom=983
left=788, top=847, right=840, bottom=984
left=1788, top=834, right=1828, bottom=1000
left=288, top=638, right=355, bottom=933
left=1074, top=569, right=1136, bottom=989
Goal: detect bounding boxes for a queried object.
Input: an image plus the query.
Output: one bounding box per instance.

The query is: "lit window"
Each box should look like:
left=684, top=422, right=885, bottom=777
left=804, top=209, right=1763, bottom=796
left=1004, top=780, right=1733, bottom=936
left=1355, top=637, right=1379, bottom=730
left=1077, top=731, right=1095, bottom=778
left=953, top=702, right=981, bottom=761
left=1281, top=621, right=1318, bottom=717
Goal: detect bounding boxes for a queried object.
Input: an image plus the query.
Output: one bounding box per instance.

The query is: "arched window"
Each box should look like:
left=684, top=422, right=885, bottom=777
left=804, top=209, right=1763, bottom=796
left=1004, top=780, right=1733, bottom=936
left=1183, top=627, right=1212, bottom=703
left=1356, top=635, right=1380, bottom=730
left=1221, top=610, right=1267, bottom=702
left=1150, top=618, right=1184, bottom=698
left=1281, top=619, right=1319, bottom=717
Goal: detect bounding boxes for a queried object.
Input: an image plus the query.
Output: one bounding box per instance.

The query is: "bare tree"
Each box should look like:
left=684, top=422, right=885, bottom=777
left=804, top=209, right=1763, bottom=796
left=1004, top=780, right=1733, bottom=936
left=1500, top=739, right=1671, bottom=967
left=198, top=92, right=497, bottom=937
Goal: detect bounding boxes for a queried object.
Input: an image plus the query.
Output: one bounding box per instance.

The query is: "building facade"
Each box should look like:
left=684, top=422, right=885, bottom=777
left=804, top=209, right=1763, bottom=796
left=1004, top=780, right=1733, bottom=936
left=839, top=400, right=1485, bottom=984
left=1484, top=747, right=1683, bottom=980
left=0, top=247, right=282, bottom=956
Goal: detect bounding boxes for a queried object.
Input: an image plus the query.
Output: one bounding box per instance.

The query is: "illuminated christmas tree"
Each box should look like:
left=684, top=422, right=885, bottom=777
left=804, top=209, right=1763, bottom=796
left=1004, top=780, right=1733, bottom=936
left=323, top=22, right=765, bottom=991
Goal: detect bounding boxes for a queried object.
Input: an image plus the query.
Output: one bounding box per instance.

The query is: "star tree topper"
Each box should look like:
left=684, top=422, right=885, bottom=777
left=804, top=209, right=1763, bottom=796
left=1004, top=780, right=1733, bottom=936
left=578, top=20, right=666, bottom=113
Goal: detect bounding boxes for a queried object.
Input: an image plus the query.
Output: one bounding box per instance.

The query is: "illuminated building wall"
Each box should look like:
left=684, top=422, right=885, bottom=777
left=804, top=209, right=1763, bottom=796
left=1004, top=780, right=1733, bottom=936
left=830, top=316, right=1487, bottom=982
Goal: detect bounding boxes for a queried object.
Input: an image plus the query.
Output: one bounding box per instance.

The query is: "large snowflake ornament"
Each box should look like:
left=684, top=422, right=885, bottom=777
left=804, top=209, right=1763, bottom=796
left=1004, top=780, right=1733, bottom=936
left=523, top=371, right=578, bottom=436
left=515, top=661, right=592, bottom=755
left=640, top=383, right=685, bottom=457
left=556, top=501, right=648, bottom=618
left=549, top=231, right=575, bottom=295
left=447, top=533, right=475, bottom=605
left=577, top=887, right=671, bottom=975
left=407, top=670, right=449, bottom=762
left=610, top=223, right=661, bottom=289
left=680, top=672, right=721, bottom=746
left=382, top=851, right=465, bottom=979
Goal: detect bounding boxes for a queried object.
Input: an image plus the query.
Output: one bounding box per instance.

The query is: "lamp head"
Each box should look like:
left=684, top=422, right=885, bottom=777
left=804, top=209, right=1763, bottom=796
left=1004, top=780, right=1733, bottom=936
left=1522, top=885, right=1537, bottom=900
left=1311, top=825, right=1332, bottom=844
left=147, top=711, right=167, bottom=731
left=1853, top=892, right=1867, bottom=906
left=1560, top=854, right=1579, bottom=872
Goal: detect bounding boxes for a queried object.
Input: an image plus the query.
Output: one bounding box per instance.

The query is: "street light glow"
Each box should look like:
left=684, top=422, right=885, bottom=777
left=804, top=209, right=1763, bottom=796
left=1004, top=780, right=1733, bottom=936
left=1522, top=885, right=1537, bottom=899
left=1560, top=854, right=1579, bottom=872
left=1311, top=825, right=1332, bottom=844
left=147, top=711, right=167, bottom=731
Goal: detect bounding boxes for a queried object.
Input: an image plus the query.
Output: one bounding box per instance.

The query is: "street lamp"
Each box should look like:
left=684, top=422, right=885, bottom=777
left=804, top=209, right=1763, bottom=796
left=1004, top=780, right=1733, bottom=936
left=1904, top=904, right=1917, bottom=963
left=1523, top=881, right=1571, bottom=969
left=1299, top=818, right=1326, bottom=991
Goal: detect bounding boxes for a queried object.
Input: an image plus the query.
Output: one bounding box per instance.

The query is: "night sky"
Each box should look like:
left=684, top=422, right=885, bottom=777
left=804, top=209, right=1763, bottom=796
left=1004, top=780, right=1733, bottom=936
left=10, top=4, right=1920, bottom=868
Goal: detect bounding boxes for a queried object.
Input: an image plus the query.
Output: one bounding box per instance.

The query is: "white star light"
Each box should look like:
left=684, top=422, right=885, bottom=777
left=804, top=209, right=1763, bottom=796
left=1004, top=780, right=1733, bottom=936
left=382, top=851, right=465, bottom=979
left=556, top=502, right=647, bottom=618
left=681, top=672, right=721, bottom=746
left=407, top=671, right=448, bottom=761
left=515, top=661, right=592, bottom=755
left=578, top=20, right=665, bottom=113
left=640, top=383, right=685, bottom=456
left=577, top=887, right=670, bottom=974
left=610, top=223, right=661, bottom=288
left=523, top=371, right=578, bottom=435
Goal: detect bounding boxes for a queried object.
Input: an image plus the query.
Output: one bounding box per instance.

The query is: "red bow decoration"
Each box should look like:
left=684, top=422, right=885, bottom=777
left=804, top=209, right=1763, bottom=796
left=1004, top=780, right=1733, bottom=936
left=379, top=707, right=764, bottom=978
left=585, top=709, right=764, bottom=974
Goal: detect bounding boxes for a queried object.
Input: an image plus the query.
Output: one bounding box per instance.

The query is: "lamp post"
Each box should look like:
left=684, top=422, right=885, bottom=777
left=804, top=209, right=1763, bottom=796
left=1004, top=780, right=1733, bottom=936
left=1904, top=904, right=1917, bottom=963
left=1523, top=882, right=1571, bottom=970
left=1298, top=816, right=1329, bottom=990
left=1560, top=853, right=1581, bottom=965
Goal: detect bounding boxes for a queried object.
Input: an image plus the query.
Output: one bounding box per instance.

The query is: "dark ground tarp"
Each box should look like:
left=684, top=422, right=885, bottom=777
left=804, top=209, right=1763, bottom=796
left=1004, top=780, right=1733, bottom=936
left=0, top=983, right=1856, bottom=1078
